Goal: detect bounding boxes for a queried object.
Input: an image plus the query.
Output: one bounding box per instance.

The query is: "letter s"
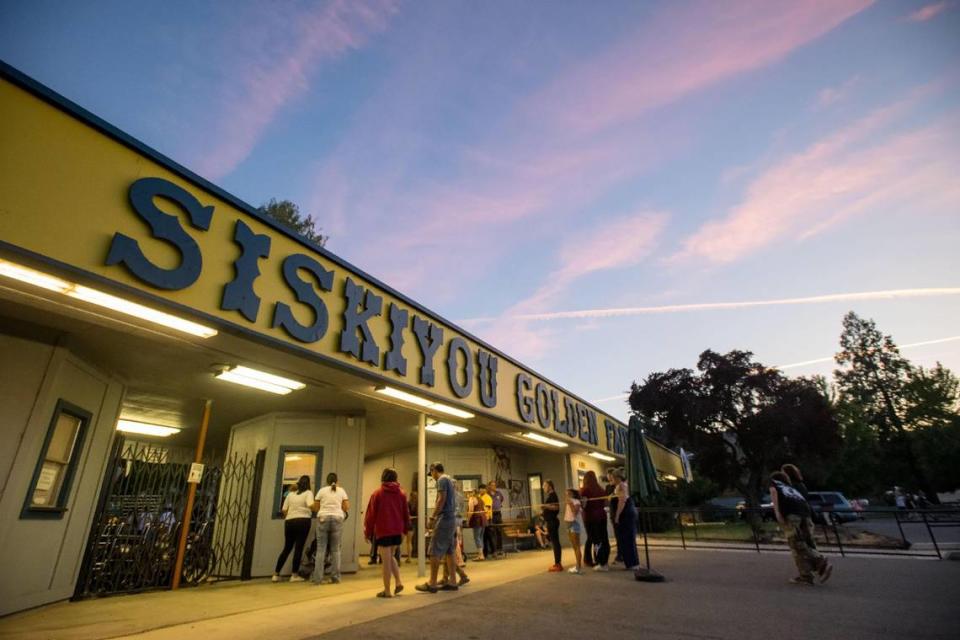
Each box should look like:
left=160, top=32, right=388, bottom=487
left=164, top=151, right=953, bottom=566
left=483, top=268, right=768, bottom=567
left=106, top=178, right=213, bottom=290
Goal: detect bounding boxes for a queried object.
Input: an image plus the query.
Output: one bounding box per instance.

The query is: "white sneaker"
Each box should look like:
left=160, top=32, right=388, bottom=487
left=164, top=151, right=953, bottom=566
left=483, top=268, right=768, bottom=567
left=567, top=567, right=583, bottom=575
left=289, top=575, right=305, bottom=582
left=271, top=574, right=280, bottom=582
left=593, top=565, right=609, bottom=572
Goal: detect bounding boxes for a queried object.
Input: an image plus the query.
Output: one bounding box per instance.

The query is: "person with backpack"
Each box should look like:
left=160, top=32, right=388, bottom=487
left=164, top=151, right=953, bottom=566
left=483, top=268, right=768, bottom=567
left=311, top=472, right=349, bottom=584
left=770, top=470, right=833, bottom=585
left=273, top=475, right=313, bottom=583
left=363, top=467, right=410, bottom=598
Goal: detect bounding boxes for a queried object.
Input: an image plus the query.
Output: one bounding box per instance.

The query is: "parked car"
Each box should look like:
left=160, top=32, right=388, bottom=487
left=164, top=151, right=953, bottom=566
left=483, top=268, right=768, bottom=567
left=736, top=498, right=774, bottom=521
left=807, top=491, right=858, bottom=524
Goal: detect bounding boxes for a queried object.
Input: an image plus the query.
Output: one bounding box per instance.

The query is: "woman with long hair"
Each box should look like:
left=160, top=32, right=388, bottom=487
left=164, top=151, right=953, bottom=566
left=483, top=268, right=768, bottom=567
left=580, top=470, right=609, bottom=571
left=542, top=479, right=563, bottom=572
left=273, top=475, right=314, bottom=582
left=311, top=471, right=349, bottom=584
left=467, top=489, right=487, bottom=560
left=363, top=467, right=410, bottom=598
left=564, top=488, right=585, bottom=574
left=611, top=468, right=640, bottom=571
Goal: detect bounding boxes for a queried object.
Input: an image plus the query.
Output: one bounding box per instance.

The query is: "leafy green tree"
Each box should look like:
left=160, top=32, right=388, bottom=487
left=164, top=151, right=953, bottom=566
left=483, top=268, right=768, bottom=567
left=259, top=198, right=328, bottom=247
left=905, top=364, right=960, bottom=494
left=834, top=312, right=937, bottom=500
left=824, top=398, right=884, bottom=497
left=629, top=350, right=841, bottom=521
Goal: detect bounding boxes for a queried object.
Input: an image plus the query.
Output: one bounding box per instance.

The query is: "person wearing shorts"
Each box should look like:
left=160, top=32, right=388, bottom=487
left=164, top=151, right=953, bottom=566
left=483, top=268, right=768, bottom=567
left=416, top=462, right=459, bottom=593
left=564, top=488, right=585, bottom=574
left=363, top=467, right=410, bottom=598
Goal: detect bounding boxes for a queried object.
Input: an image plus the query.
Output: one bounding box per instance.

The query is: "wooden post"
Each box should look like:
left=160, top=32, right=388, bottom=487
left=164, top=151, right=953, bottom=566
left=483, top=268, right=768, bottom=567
left=172, top=399, right=212, bottom=590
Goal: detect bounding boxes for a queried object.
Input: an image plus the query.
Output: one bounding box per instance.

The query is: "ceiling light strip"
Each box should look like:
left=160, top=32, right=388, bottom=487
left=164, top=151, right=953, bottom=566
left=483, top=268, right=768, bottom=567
left=0, top=259, right=217, bottom=338
left=374, top=386, right=475, bottom=419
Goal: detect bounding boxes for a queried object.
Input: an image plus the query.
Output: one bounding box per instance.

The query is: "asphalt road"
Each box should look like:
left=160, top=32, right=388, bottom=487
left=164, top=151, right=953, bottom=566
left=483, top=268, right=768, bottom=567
left=848, top=514, right=960, bottom=545
left=313, top=549, right=960, bottom=640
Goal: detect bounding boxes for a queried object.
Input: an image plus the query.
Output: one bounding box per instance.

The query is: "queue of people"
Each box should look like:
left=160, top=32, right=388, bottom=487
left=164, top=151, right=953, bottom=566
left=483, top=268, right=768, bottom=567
left=273, top=464, right=650, bottom=597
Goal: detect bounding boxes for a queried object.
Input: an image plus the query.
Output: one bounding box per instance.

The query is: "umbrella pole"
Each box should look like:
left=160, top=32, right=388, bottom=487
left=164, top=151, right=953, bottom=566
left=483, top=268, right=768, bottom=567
left=635, top=503, right=665, bottom=583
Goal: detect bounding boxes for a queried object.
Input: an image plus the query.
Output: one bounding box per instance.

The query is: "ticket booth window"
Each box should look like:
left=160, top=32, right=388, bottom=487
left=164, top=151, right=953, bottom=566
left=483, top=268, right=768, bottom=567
left=273, top=446, right=323, bottom=518
left=22, top=400, right=91, bottom=519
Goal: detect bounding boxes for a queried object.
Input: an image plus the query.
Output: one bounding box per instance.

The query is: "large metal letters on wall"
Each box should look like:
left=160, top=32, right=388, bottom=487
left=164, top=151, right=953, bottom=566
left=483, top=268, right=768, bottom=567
left=0, top=64, right=627, bottom=452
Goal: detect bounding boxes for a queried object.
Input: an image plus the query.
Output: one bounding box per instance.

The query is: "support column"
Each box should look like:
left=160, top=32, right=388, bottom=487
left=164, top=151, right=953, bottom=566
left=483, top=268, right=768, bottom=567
left=417, top=412, right=426, bottom=578
left=172, top=399, right=212, bottom=590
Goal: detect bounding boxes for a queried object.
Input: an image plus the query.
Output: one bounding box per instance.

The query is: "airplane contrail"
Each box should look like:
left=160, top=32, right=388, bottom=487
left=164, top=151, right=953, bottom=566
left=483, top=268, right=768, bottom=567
left=593, top=335, right=960, bottom=404
left=462, top=287, right=960, bottom=324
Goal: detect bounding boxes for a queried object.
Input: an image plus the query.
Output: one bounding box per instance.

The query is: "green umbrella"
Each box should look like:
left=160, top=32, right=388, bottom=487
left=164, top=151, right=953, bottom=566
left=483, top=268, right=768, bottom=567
left=627, top=415, right=664, bottom=582
left=627, top=415, right=661, bottom=504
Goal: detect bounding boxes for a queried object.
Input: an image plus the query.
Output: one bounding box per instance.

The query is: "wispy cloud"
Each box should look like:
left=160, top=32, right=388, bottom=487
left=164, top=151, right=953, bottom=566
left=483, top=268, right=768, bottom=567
left=471, top=213, right=667, bottom=361
left=192, top=0, right=398, bottom=180
left=907, top=2, right=952, bottom=22
left=311, top=0, right=873, bottom=302
left=814, top=75, right=862, bottom=109
left=674, top=89, right=960, bottom=264
left=463, top=287, right=960, bottom=324
left=776, top=335, right=960, bottom=370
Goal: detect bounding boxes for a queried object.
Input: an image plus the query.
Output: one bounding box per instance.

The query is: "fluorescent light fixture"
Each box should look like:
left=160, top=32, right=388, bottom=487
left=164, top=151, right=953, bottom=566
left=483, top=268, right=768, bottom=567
left=522, top=432, right=569, bottom=448
left=215, top=365, right=304, bottom=395
left=588, top=451, right=617, bottom=462
left=425, top=421, right=469, bottom=436
left=116, top=419, right=181, bottom=437
left=374, top=386, right=475, bottom=419
left=663, top=474, right=678, bottom=481
left=0, top=259, right=217, bottom=338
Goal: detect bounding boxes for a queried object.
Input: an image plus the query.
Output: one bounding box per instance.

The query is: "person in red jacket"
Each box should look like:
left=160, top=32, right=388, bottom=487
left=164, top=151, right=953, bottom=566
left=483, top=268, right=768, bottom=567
left=364, top=467, right=410, bottom=598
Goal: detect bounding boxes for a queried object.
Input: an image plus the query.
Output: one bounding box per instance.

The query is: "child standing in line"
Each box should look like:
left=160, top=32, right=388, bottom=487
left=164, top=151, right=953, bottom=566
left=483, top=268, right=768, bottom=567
left=564, top=488, right=585, bottom=575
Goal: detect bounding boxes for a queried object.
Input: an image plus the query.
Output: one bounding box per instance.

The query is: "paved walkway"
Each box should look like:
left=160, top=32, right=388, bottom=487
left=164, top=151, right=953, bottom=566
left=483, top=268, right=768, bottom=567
left=316, top=549, right=960, bottom=640
left=1, top=547, right=957, bottom=639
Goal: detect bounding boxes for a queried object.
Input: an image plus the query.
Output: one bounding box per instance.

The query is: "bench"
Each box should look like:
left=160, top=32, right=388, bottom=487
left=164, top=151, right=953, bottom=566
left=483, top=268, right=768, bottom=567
left=501, top=518, right=536, bottom=552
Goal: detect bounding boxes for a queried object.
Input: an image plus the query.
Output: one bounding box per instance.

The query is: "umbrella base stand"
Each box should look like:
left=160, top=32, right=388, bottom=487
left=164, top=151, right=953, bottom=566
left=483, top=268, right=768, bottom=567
left=634, top=567, right=666, bottom=582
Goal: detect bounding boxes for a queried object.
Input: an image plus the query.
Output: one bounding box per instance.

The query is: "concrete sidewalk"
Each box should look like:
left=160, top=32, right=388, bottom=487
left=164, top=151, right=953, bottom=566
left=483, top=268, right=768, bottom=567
left=2, top=546, right=958, bottom=640
left=0, top=550, right=556, bottom=640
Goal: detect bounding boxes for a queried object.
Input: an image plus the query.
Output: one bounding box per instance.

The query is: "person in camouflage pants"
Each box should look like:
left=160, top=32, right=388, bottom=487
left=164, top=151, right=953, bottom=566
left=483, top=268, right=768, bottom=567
left=770, top=471, right=833, bottom=585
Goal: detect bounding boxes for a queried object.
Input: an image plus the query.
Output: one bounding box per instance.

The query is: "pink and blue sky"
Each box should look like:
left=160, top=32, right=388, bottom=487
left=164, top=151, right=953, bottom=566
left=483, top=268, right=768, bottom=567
left=2, top=0, right=958, bottom=420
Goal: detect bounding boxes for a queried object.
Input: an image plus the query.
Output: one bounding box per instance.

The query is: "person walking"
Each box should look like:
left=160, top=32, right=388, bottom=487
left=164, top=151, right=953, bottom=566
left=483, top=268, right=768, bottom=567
left=564, top=488, right=585, bottom=574
left=311, top=472, right=349, bottom=584
left=363, top=467, right=410, bottom=598
left=542, top=479, right=563, bottom=572
left=781, top=463, right=817, bottom=552
left=610, top=468, right=640, bottom=571
left=273, top=475, right=313, bottom=583
left=770, top=470, right=833, bottom=585
left=580, top=470, right=609, bottom=571
left=467, top=489, right=487, bottom=560
left=416, top=462, right=460, bottom=593
left=487, top=481, right=506, bottom=559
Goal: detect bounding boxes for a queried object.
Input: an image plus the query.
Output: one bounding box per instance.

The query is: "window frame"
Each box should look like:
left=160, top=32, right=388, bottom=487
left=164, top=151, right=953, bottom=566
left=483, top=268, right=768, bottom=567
left=272, top=445, right=324, bottom=519
left=21, top=399, right=92, bottom=520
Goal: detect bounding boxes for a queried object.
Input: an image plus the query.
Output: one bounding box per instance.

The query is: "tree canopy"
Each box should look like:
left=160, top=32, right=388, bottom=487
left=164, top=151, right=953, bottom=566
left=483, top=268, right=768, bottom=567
left=259, top=198, right=328, bottom=247
left=629, top=349, right=840, bottom=509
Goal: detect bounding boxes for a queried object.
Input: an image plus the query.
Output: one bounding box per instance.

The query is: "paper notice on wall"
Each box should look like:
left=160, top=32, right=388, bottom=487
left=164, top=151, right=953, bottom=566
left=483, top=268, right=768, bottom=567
left=188, top=462, right=204, bottom=484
